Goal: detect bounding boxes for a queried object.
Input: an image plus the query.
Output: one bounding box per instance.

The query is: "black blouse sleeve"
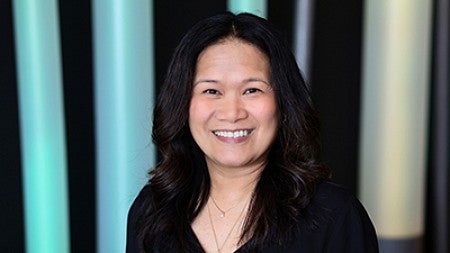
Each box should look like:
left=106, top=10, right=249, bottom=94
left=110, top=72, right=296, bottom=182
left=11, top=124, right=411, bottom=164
left=126, top=185, right=150, bottom=253
left=275, top=182, right=379, bottom=253
left=322, top=192, right=379, bottom=252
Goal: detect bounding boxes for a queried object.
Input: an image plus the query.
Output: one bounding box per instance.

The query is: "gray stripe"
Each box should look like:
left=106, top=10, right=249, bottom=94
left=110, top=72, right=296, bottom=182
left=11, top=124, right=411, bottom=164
left=430, top=0, right=450, bottom=252
left=293, top=0, right=314, bottom=83
left=379, top=237, right=423, bottom=253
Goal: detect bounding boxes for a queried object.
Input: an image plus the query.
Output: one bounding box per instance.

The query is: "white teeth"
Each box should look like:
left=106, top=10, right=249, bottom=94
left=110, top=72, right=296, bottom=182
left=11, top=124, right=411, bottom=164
left=214, top=130, right=250, bottom=138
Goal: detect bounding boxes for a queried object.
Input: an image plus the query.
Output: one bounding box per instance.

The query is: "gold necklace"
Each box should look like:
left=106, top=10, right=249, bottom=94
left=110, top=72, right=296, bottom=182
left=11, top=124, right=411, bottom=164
left=207, top=200, right=247, bottom=253
left=210, top=196, right=244, bottom=218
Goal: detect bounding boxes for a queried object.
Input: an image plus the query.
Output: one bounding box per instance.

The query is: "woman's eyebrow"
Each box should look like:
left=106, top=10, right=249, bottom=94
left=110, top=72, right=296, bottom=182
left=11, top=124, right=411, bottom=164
left=193, top=77, right=270, bottom=86
left=193, top=79, right=218, bottom=86
left=244, top=77, right=270, bottom=85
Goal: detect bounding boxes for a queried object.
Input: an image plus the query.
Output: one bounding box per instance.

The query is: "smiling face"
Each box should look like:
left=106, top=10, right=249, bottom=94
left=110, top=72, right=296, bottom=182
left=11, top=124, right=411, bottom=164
left=189, top=38, right=278, bottom=172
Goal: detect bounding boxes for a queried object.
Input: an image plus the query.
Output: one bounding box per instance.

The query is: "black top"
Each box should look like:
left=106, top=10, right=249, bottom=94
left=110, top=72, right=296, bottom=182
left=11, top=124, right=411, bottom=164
left=126, top=181, right=379, bottom=253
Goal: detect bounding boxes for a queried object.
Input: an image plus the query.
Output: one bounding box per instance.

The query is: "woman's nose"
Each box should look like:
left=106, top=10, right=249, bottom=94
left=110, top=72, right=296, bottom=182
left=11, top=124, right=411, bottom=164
left=215, top=95, right=248, bottom=122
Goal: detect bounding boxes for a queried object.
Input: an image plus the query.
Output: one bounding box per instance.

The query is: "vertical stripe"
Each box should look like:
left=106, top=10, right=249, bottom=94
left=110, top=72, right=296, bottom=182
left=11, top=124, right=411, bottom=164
left=428, top=0, right=449, bottom=252
left=227, top=0, right=267, bottom=18
left=13, top=0, right=70, bottom=252
left=93, top=1, right=155, bottom=252
left=359, top=0, right=432, bottom=247
left=293, top=0, right=314, bottom=82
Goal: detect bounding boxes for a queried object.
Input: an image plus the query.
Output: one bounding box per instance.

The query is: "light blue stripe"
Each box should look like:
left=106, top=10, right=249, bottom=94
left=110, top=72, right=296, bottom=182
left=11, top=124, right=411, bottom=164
left=13, top=0, right=70, bottom=252
left=93, top=1, right=155, bottom=252
left=228, top=0, right=267, bottom=18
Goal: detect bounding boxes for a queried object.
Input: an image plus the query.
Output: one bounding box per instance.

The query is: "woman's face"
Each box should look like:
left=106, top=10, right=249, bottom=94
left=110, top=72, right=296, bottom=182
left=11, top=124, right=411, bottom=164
left=189, top=39, right=278, bottom=171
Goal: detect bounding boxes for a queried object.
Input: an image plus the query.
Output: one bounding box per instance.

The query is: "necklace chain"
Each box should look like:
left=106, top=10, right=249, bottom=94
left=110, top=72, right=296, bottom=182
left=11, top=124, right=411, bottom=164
left=210, top=195, right=245, bottom=218
left=207, top=199, right=246, bottom=253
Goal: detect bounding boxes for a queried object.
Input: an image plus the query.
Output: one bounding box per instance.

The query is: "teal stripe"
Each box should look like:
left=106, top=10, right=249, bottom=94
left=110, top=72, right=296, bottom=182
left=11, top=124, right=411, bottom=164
left=93, top=1, right=155, bottom=252
left=227, top=0, right=267, bottom=18
left=13, top=0, right=70, bottom=252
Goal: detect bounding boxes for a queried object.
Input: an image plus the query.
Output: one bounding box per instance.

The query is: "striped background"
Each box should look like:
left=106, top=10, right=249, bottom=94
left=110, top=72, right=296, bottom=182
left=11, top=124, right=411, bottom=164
left=1, top=0, right=448, bottom=252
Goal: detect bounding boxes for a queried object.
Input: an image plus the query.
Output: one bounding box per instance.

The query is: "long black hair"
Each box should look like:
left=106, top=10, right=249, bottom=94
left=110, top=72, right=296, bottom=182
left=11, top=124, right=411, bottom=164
left=137, top=12, right=331, bottom=252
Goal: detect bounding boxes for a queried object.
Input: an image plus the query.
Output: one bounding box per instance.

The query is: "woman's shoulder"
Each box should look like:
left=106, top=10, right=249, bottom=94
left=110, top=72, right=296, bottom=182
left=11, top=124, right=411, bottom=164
left=307, top=181, right=374, bottom=228
left=128, top=184, right=155, bottom=226
left=296, top=180, right=379, bottom=252
left=310, top=181, right=357, bottom=210
left=132, top=183, right=153, bottom=206
left=126, top=184, right=153, bottom=253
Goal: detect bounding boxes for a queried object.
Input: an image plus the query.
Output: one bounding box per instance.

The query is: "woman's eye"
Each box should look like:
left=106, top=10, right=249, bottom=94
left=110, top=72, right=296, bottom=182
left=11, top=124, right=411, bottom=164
left=203, top=89, right=219, bottom=95
left=244, top=88, right=261, bottom=94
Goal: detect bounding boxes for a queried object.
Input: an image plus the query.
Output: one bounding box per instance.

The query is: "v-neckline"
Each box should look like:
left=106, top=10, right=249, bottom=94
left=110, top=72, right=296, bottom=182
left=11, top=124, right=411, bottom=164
left=187, top=224, right=246, bottom=253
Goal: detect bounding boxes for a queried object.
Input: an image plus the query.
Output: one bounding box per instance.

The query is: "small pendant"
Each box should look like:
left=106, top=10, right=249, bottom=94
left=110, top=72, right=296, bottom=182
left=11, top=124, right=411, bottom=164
left=220, top=212, right=225, bottom=218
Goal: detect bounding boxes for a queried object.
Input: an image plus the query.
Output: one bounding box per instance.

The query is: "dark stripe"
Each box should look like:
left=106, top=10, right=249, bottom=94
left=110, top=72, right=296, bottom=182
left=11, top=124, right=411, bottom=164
left=0, top=0, right=25, bottom=251
left=310, top=1, right=363, bottom=195
left=59, top=0, right=96, bottom=252
left=426, top=0, right=450, bottom=252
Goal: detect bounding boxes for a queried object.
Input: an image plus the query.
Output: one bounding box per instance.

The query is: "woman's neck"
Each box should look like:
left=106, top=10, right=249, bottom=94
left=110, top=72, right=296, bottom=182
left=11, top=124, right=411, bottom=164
left=207, top=163, right=263, bottom=202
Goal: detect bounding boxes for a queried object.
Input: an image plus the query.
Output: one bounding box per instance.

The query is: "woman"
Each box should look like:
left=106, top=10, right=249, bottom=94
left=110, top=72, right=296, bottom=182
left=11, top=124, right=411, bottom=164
left=127, top=12, right=378, bottom=253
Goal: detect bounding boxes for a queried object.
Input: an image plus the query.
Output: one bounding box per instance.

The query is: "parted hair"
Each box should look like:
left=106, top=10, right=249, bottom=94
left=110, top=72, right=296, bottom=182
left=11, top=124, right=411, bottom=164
left=136, top=12, right=331, bottom=252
